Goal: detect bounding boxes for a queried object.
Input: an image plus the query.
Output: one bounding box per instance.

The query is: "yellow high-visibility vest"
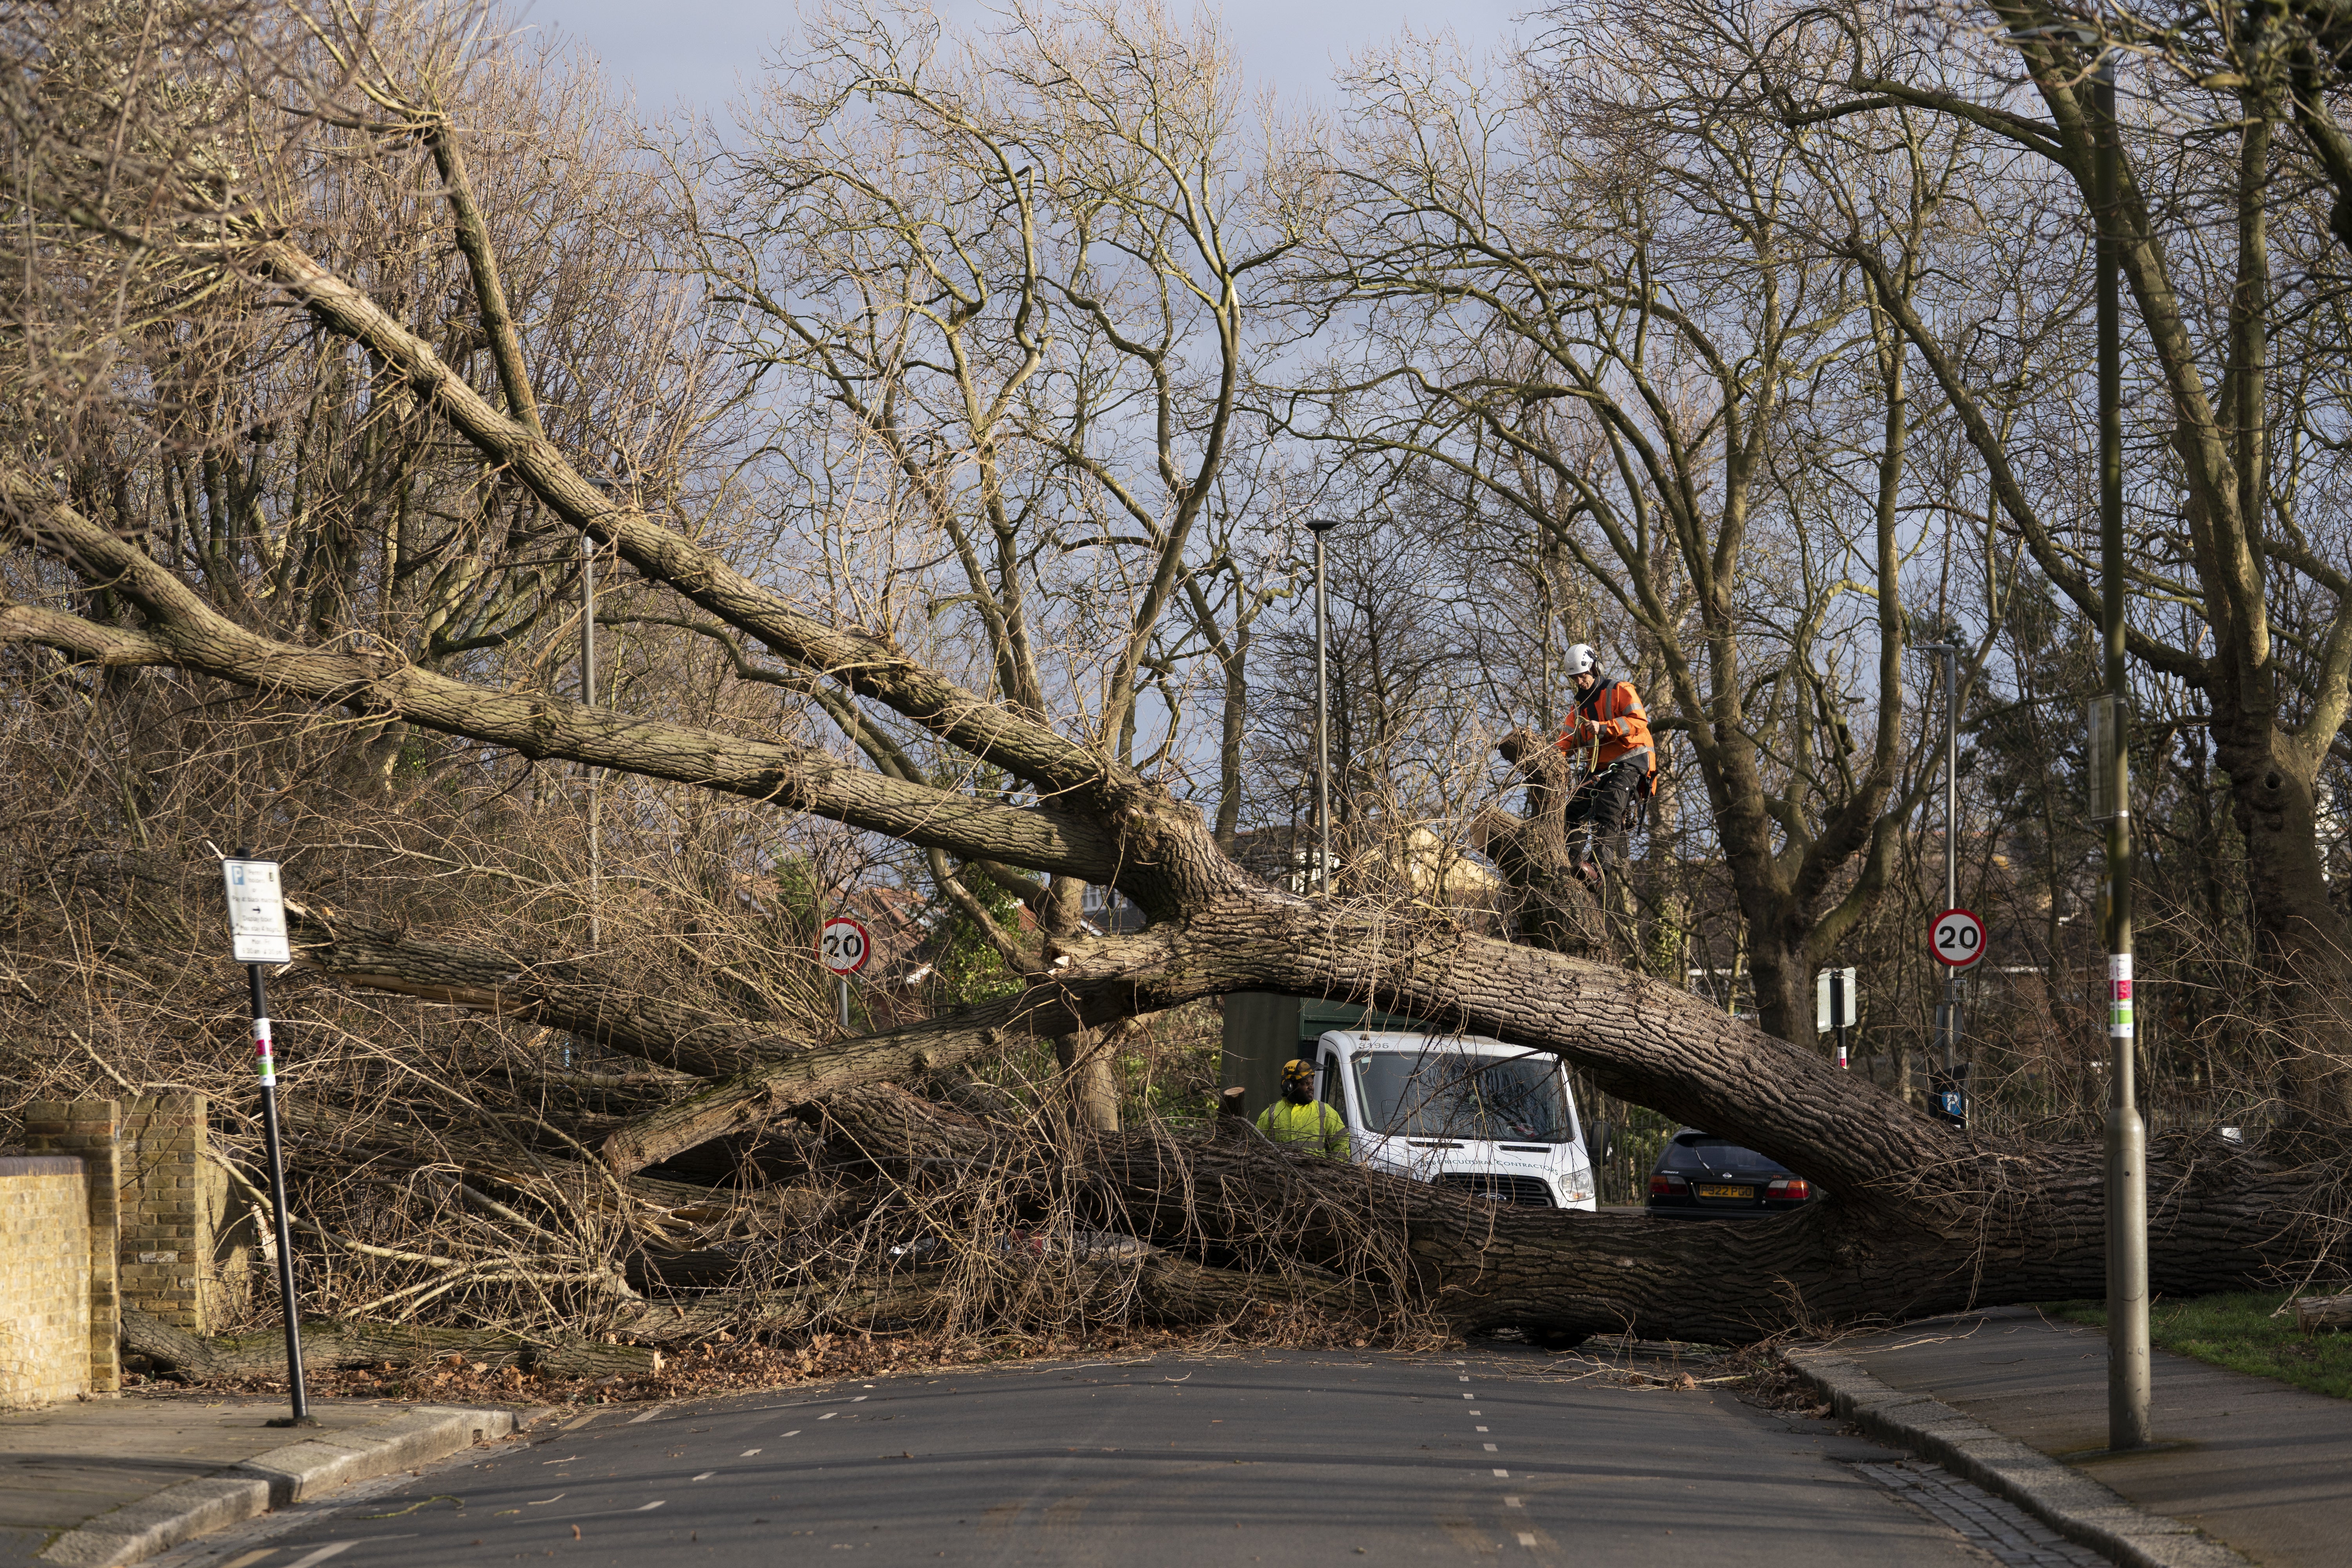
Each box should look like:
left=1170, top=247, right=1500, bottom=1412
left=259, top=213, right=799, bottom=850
left=1256, top=1098, right=1351, bottom=1158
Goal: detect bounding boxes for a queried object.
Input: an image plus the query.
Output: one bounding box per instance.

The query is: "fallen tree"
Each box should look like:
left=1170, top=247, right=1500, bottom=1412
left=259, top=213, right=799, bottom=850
left=10, top=443, right=2338, bottom=1342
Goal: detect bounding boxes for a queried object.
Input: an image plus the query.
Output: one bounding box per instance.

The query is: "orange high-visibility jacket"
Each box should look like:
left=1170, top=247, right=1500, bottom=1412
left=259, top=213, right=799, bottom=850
left=1558, top=680, right=1655, bottom=774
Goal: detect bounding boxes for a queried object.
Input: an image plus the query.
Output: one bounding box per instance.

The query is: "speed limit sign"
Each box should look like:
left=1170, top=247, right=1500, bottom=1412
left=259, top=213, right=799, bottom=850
left=819, top=916, right=872, bottom=976
left=1931, top=907, right=1986, bottom=969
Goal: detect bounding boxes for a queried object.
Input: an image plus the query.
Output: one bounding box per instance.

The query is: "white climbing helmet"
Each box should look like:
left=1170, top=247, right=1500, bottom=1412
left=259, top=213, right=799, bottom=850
left=1564, top=642, right=1597, bottom=678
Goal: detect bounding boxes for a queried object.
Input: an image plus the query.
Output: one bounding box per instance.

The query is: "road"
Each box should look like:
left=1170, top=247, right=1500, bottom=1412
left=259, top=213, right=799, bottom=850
left=146, top=1347, right=2096, bottom=1568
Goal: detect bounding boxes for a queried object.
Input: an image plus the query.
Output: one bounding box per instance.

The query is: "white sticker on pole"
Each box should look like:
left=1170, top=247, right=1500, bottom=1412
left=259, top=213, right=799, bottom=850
left=819, top=915, right=872, bottom=977
left=222, top=859, right=292, bottom=965
left=1930, top=907, right=1985, bottom=968
left=2109, top=952, right=2134, bottom=1039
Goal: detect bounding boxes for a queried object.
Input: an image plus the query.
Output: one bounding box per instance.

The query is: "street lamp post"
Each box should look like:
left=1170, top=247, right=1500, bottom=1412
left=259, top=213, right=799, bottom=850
left=2092, top=44, right=2151, bottom=1454
left=1307, top=518, right=1341, bottom=896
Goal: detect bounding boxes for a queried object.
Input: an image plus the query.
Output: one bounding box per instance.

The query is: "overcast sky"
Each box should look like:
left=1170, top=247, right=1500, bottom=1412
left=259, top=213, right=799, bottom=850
left=524, top=0, right=1532, bottom=115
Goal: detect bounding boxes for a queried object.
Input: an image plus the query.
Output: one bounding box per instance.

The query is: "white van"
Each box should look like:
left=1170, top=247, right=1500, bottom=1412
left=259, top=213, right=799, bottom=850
left=1308, top=1030, right=1597, bottom=1210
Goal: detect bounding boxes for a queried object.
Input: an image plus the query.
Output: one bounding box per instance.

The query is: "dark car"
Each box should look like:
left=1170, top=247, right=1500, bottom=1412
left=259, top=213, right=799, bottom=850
left=1645, top=1129, right=1818, bottom=1218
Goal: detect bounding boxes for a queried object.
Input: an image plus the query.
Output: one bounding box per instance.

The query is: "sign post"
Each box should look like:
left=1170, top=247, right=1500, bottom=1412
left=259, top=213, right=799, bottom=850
left=819, top=915, right=872, bottom=1030
left=1928, top=909, right=1985, bottom=1126
left=1815, top=967, right=1858, bottom=1070
left=220, top=856, right=312, bottom=1427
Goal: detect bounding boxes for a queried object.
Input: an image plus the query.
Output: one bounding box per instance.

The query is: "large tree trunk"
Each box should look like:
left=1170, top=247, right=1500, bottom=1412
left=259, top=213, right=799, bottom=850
left=816, top=1082, right=2296, bottom=1342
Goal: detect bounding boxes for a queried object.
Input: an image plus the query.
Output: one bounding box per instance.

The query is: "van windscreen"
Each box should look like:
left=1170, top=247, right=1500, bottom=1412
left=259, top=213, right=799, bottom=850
left=1351, top=1051, right=1573, bottom=1143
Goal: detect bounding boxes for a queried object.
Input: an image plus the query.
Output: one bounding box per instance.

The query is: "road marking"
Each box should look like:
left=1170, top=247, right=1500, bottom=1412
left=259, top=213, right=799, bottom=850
left=781, top=1430, right=800, bottom=1437
left=525, top=1494, right=565, bottom=1506
left=1462, top=1393, right=1474, bottom=1400
left=636, top=1501, right=666, bottom=1512
left=561, top=1413, right=599, bottom=1432
left=1484, top=1444, right=1499, bottom=1452
left=692, top=1472, right=716, bottom=1481
left=852, top=1396, right=868, bottom=1402
left=819, top=1412, right=838, bottom=1420
left=539, top=1457, right=578, bottom=1465
left=1459, top=1376, right=1470, bottom=1382
left=220, top=1552, right=278, bottom=1568
left=741, top=1449, right=762, bottom=1457
left=628, top=1404, right=671, bottom=1424
left=283, top=1546, right=355, bottom=1568
left=1467, top=1409, right=1480, bottom=1415
left=1504, top=1497, right=1522, bottom=1508
left=1518, top=1532, right=1538, bottom=1547
left=1476, top=1426, right=1489, bottom=1433
left=1493, top=1469, right=1509, bottom=1478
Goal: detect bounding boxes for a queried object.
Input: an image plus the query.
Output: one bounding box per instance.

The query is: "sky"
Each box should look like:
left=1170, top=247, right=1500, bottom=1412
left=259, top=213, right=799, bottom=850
left=524, top=0, right=1531, bottom=116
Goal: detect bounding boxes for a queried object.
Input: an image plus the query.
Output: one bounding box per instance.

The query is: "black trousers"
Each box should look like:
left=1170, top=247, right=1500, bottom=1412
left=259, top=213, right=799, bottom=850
left=1565, top=758, right=1647, bottom=864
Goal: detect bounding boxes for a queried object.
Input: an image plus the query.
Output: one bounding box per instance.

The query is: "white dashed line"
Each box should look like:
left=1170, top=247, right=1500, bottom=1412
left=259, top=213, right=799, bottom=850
left=852, top=1396, right=868, bottom=1402
left=1492, top=1468, right=1510, bottom=1478
left=284, top=1546, right=356, bottom=1568
left=1461, top=1393, right=1474, bottom=1400
left=1517, top=1532, right=1538, bottom=1547
left=692, top=1472, right=716, bottom=1481
left=1504, top=1497, right=1522, bottom=1508
left=560, top=1413, right=598, bottom=1432
left=637, top=1501, right=667, bottom=1512
left=741, top=1449, right=762, bottom=1457
left=1459, top=1376, right=1470, bottom=1382
left=819, top=1412, right=838, bottom=1420
left=1484, top=1443, right=1499, bottom=1452
left=1476, top=1426, right=1489, bottom=1433
left=781, top=1430, right=800, bottom=1437
left=628, top=1404, right=671, bottom=1424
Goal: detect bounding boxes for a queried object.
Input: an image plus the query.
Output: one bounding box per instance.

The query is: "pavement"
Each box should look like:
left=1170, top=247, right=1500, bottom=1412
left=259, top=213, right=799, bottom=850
left=1789, top=1305, right=2352, bottom=1568
left=119, top=1347, right=2109, bottom=1568
left=0, top=1395, right=527, bottom=1568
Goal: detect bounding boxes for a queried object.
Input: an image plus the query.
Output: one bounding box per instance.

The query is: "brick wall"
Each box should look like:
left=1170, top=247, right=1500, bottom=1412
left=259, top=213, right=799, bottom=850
left=0, top=1155, right=95, bottom=1408
left=22, top=1099, right=121, bottom=1396
left=120, top=1094, right=211, bottom=1331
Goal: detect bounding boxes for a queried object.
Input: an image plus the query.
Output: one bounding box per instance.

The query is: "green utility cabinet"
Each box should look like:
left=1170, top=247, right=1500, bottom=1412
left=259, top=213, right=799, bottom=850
left=1220, top=993, right=1428, bottom=1118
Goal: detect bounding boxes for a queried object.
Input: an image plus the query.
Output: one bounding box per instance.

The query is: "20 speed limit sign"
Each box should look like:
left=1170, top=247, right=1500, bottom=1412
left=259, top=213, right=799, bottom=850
left=819, top=916, right=873, bottom=977
left=1931, top=907, right=1987, bottom=969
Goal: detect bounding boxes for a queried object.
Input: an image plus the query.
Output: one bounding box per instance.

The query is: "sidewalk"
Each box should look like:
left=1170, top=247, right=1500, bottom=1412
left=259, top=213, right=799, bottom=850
left=1824, top=1305, right=2352, bottom=1568
left=0, top=1394, right=530, bottom=1568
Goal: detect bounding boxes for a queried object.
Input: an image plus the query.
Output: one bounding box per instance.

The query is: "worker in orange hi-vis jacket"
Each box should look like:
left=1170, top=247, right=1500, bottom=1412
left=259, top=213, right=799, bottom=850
left=1556, top=643, right=1655, bottom=884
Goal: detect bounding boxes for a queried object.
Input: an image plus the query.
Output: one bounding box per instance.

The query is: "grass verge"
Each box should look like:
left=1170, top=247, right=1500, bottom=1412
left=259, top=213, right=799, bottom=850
left=2044, top=1292, right=2352, bottom=1400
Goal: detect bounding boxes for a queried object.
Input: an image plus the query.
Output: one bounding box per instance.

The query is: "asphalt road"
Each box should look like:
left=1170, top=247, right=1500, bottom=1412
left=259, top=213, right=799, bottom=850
left=147, top=1348, right=2015, bottom=1568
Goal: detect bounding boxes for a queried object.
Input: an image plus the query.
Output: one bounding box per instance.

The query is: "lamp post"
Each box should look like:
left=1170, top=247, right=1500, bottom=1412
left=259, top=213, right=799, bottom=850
left=583, top=477, right=628, bottom=954
left=1913, top=640, right=1964, bottom=1096
left=2091, top=43, right=2151, bottom=1454
left=1307, top=517, right=1341, bottom=895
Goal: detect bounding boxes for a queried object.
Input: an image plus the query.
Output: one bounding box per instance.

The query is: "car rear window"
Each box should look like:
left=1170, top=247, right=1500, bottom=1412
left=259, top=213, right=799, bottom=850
left=1664, top=1136, right=1779, bottom=1171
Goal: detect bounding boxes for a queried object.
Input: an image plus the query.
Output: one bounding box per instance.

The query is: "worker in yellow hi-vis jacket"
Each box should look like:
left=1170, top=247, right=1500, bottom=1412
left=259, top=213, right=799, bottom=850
left=1256, top=1058, right=1350, bottom=1157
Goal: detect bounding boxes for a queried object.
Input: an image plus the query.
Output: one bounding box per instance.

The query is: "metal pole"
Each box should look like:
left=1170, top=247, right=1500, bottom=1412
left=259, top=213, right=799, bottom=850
left=2095, top=45, right=2151, bottom=1453
left=582, top=531, right=601, bottom=952
left=838, top=975, right=851, bottom=1032
left=1308, top=519, right=1339, bottom=895
left=248, top=963, right=312, bottom=1426
left=1942, top=646, right=1963, bottom=1075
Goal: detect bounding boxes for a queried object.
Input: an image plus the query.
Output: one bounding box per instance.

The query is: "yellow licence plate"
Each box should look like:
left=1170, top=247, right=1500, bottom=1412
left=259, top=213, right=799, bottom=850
left=1698, top=1184, right=1754, bottom=1199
